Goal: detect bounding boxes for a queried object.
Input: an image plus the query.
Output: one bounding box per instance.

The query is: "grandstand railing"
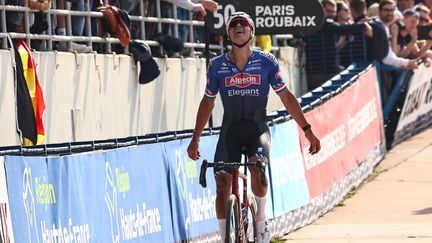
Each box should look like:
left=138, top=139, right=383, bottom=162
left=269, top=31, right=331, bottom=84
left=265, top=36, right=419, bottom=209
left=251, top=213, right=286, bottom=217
left=0, top=0, right=223, bottom=53
left=0, top=0, right=294, bottom=55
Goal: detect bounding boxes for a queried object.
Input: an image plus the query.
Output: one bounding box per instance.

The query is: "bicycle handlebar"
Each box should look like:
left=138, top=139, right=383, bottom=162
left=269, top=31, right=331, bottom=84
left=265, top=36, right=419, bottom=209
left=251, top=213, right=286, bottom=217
left=199, top=159, right=208, bottom=188
left=199, top=159, right=267, bottom=188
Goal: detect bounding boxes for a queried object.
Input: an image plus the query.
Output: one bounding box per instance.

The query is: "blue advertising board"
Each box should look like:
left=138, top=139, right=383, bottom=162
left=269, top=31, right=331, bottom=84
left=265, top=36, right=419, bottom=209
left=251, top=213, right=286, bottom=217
left=268, top=121, right=310, bottom=217
left=5, top=143, right=174, bottom=243
left=103, top=144, right=175, bottom=242
left=165, top=135, right=219, bottom=241
left=6, top=155, right=59, bottom=243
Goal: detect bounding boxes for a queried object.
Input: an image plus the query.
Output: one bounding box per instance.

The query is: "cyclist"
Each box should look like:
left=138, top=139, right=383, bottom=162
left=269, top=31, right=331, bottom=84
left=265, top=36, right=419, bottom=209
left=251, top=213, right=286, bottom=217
left=187, top=12, right=321, bottom=242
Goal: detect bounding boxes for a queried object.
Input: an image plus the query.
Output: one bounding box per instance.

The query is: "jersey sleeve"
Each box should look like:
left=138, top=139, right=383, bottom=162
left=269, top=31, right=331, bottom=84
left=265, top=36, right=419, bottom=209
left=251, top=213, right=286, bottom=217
left=205, top=58, right=219, bottom=99
left=266, top=53, right=287, bottom=93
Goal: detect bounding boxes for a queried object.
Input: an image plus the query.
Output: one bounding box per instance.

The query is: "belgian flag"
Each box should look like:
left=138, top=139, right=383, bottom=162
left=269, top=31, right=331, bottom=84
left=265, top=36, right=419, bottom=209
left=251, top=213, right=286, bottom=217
left=13, top=39, right=45, bottom=146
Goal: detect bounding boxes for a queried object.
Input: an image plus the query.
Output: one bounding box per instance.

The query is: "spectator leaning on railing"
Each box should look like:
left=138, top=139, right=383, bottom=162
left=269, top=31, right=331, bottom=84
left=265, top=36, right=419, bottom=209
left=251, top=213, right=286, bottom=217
left=55, top=0, right=92, bottom=53
left=27, top=0, right=51, bottom=12
left=350, top=0, right=390, bottom=62
left=377, top=0, right=418, bottom=69
left=4, top=0, right=25, bottom=32
left=391, top=9, right=432, bottom=59
left=335, top=1, right=354, bottom=67
left=158, top=0, right=217, bottom=36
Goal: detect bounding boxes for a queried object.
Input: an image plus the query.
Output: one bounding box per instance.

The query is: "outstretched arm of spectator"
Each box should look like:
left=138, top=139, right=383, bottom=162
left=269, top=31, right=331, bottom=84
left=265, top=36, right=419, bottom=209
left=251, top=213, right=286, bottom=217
left=165, top=0, right=206, bottom=15
left=410, top=39, right=432, bottom=59
left=326, top=19, right=367, bottom=35
left=382, top=47, right=418, bottom=69
left=193, top=0, right=218, bottom=13
left=191, top=4, right=206, bottom=16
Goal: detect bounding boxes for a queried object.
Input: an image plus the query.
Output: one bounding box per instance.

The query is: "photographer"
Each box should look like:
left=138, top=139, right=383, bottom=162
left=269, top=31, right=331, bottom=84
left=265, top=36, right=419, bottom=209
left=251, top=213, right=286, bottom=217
left=391, top=9, right=432, bottom=59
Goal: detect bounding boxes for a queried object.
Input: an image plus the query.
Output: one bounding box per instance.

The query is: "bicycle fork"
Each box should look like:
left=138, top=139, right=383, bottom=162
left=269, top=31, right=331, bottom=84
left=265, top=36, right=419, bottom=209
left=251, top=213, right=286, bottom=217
left=232, top=167, right=250, bottom=242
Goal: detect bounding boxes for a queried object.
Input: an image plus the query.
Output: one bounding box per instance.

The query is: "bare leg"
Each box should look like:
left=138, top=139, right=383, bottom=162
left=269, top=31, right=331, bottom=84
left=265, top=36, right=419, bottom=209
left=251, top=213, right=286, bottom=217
left=248, top=155, right=268, bottom=197
left=215, top=173, right=232, bottom=219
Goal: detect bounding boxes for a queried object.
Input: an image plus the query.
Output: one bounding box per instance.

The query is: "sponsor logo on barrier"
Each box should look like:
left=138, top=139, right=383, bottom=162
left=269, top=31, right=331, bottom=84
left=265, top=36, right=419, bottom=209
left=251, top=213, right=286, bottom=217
left=303, top=99, right=378, bottom=170
left=105, top=161, right=162, bottom=241
left=270, top=156, right=304, bottom=187
left=119, top=203, right=162, bottom=240
left=22, top=167, right=40, bottom=243
left=394, top=65, right=432, bottom=145
left=299, top=68, right=383, bottom=198
left=105, top=162, right=121, bottom=243
left=400, top=78, right=432, bottom=120
left=303, top=124, right=347, bottom=170
left=174, top=149, right=216, bottom=230
left=22, top=166, right=90, bottom=243
left=40, top=218, right=90, bottom=243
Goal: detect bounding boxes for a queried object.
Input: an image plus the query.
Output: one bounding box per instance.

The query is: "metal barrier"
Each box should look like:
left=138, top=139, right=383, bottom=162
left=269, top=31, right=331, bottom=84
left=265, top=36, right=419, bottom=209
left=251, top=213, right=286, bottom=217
left=304, top=31, right=367, bottom=75
left=0, top=1, right=295, bottom=55
left=0, top=0, right=222, bottom=53
left=0, top=127, right=220, bottom=156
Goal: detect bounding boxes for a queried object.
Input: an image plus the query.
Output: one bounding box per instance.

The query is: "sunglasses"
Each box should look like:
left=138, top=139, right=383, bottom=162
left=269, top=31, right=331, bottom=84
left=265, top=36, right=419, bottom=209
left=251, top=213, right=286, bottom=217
left=229, top=18, right=251, bottom=29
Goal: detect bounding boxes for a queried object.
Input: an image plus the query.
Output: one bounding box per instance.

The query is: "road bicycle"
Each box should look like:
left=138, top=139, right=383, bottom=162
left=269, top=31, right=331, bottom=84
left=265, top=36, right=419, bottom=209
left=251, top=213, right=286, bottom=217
left=199, top=156, right=267, bottom=243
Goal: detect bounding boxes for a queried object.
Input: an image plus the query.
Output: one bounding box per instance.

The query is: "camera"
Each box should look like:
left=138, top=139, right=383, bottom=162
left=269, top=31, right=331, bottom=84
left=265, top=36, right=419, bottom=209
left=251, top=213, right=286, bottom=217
left=395, top=21, right=406, bottom=31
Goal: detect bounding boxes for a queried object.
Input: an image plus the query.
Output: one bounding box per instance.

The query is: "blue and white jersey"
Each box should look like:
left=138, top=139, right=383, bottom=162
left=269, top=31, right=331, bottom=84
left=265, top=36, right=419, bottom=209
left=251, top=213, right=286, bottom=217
left=205, top=50, right=287, bottom=122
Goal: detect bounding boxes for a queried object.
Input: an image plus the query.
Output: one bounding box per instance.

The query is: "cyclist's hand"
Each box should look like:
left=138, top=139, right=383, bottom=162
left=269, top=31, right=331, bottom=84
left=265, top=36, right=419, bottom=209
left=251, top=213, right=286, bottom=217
left=187, top=139, right=201, bottom=160
left=305, top=130, right=321, bottom=155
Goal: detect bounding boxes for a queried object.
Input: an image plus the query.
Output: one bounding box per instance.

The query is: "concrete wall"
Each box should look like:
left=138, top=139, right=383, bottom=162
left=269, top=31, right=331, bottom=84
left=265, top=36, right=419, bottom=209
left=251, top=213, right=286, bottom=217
left=0, top=47, right=302, bottom=146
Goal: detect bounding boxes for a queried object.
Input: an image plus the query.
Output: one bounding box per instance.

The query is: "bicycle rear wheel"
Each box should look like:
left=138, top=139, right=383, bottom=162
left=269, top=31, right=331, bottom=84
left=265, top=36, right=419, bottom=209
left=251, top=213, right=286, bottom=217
left=225, top=194, right=240, bottom=243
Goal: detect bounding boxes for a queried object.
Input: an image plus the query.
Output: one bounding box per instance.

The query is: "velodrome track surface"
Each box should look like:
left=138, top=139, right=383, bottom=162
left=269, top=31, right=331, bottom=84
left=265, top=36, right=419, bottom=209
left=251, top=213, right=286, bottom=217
left=283, top=128, right=432, bottom=242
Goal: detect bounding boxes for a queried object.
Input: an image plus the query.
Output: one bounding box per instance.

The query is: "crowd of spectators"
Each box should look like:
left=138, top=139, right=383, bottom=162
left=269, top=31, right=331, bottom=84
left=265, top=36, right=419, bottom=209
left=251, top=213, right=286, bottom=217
left=304, top=0, right=432, bottom=90
left=2, top=0, right=432, bottom=90
left=1, top=0, right=219, bottom=55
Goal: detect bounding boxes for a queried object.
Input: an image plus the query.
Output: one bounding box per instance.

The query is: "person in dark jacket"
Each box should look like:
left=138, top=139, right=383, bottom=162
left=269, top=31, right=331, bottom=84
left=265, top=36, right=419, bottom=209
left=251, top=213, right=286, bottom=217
left=304, top=0, right=373, bottom=90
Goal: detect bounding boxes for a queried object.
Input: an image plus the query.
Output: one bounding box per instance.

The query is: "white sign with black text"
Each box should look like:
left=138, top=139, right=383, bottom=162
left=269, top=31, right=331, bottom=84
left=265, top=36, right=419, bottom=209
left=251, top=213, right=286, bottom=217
left=393, top=64, right=432, bottom=145
left=205, top=0, right=324, bottom=35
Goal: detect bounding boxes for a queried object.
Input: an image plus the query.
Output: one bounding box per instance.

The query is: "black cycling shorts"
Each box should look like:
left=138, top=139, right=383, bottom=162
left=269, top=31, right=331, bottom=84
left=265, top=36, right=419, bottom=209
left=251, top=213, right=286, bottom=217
left=213, top=118, right=270, bottom=176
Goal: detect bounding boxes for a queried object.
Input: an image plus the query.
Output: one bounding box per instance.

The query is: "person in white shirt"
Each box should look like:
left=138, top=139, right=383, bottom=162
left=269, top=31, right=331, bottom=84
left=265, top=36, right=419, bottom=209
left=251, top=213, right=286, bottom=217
left=378, top=0, right=418, bottom=69
left=163, top=0, right=217, bottom=16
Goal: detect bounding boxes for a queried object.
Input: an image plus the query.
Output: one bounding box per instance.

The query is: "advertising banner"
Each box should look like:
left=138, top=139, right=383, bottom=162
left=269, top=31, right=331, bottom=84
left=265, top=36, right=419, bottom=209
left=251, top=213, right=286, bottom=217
left=165, top=135, right=219, bottom=241
left=0, top=157, right=15, bottom=243
left=298, top=67, right=383, bottom=198
left=5, top=155, right=58, bottom=243
left=103, top=145, right=175, bottom=243
left=393, top=64, right=432, bottom=145
left=5, top=143, right=174, bottom=243
left=205, top=0, right=324, bottom=35
left=268, top=121, right=310, bottom=217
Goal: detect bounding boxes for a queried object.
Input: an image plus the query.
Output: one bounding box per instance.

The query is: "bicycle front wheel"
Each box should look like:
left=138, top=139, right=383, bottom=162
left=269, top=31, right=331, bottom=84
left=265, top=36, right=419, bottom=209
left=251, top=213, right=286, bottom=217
left=247, top=195, right=257, bottom=243
left=225, top=194, right=240, bottom=243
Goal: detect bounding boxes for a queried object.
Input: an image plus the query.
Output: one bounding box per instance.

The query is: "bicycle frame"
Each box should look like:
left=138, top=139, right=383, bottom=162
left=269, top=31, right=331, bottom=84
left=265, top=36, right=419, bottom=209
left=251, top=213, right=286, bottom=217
left=199, top=158, right=266, bottom=242
left=231, top=161, right=249, bottom=242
